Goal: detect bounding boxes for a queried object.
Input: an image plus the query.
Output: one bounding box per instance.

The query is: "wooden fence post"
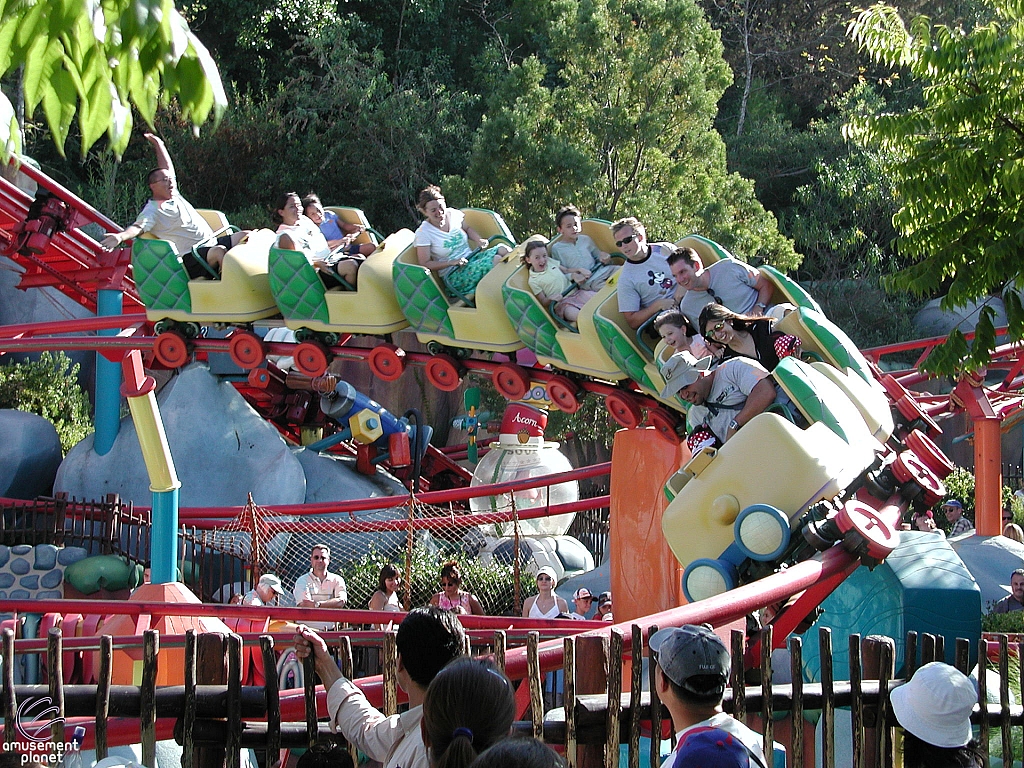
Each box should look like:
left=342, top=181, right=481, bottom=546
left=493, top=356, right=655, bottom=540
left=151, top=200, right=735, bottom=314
left=576, top=634, right=609, bottom=768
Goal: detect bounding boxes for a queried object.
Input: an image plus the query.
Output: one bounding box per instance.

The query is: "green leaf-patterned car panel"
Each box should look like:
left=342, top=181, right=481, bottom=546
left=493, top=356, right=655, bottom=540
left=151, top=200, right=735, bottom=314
left=501, top=282, right=567, bottom=364
left=392, top=259, right=455, bottom=338
left=268, top=247, right=330, bottom=324
left=131, top=239, right=191, bottom=313
left=592, top=302, right=655, bottom=390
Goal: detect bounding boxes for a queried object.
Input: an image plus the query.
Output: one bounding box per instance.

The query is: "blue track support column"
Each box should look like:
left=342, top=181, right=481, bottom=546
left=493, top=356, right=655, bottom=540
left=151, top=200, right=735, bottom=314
left=150, top=488, right=180, bottom=584
left=94, top=289, right=123, bottom=455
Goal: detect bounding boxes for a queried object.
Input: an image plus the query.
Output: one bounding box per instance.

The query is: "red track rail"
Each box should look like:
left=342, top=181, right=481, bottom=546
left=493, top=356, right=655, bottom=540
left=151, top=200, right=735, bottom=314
left=0, top=164, right=143, bottom=313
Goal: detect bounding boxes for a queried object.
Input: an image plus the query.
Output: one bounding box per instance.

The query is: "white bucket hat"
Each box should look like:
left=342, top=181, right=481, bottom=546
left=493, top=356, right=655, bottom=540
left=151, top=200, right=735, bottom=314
left=659, top=351, right=712, bottom=398
left=890, top=662, right=976, bottom=748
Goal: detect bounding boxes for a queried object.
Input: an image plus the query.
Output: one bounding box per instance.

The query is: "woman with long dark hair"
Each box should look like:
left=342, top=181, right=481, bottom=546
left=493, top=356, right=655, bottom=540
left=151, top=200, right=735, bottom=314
left=697, top=303, right=800, bottom=371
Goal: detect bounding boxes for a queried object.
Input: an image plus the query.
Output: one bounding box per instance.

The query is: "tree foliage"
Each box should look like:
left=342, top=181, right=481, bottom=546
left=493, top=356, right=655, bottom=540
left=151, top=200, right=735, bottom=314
left=455, top=0, right=800, bottom=268
left=846, top=0, right=1024, bottom=371
left=0, top=0, right=226, bottom=159
left=0, top=352, right=93, bottom=452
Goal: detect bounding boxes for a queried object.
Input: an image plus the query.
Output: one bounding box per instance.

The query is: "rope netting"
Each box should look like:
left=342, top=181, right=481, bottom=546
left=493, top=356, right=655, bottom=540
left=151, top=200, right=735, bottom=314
left=192, top=485, right=599, bottom=617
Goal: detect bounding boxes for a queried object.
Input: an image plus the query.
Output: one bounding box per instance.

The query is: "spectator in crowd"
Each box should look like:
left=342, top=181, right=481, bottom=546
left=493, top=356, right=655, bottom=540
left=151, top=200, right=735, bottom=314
left=369, top=563, right=403, bottom=625
left=293, top=606, right=465, bottom=768
left=911, top=509, right=944, bottom=536
left=942, top=500, right=974, bottom=537
left=1004, top=523, right=1024, bottom=543
left=421, top=658, right=516, bottom=768
left=1002, top=504, right=1015, bottom=529
left=569, top=588, right=594, bottom=620
left=649, top=624, right=769, bottom=768
left=992, top=568, right=1024, bottom=614
left=890, top=662, right=983, bottom=768
left=430, top=562, right=485, bottom=616
left=101, top=133, right=250, bottom=277
left=611, top=217, right=679, bottom=330
left=668, top=247, right=774, bottom=330
left=522, top=566, right=569, bottom=618
left=597, top=591, right=614, bottom=622
left=294, top=544, right=347, bottom=631
left=243, top=574, right=283, bottom=606
left=470, top=737, right=565, bottom=768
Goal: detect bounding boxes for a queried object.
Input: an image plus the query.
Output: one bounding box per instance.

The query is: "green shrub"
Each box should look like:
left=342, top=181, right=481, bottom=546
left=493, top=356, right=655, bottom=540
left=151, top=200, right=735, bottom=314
left=982, top=611, right=1024, bottom=634
left=0, top=352, right=93, bottom=453
left=339, top=541, right=518, bottom=617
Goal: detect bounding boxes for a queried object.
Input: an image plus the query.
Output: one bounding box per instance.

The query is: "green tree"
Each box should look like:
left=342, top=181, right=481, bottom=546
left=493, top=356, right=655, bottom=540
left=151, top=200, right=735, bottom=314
left=0, top=0, right=226, bottom=159
left=458, top=0, right=799, bottom=268
left=0, top=352, right=93, bottom=452
left=846, top=0, right=1024, bottom=372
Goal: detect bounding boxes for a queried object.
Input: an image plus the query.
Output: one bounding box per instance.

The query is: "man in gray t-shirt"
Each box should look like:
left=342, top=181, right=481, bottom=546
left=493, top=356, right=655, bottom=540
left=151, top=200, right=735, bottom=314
left=668, top=247, right=773, bottom=329
left=612, top=217, right=679, bottom=329
left=660, top=352, right=776, bottom=445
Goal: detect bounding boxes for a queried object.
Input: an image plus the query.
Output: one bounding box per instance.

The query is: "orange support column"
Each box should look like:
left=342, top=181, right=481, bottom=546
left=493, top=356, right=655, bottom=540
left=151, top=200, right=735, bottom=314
left=975, top=416, right=1002, bottom=535
left=609, top=428, right=687, bottom=623
left=953, top=378, right=1002, bottom=536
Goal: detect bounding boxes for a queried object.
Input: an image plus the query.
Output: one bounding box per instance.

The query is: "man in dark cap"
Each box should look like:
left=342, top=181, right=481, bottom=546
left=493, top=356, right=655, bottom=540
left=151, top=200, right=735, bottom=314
left=650, top=624, right=769, bottom=768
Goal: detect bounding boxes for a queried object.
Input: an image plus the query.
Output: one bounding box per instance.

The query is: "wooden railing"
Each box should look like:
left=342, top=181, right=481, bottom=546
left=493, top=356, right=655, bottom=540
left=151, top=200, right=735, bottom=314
left=0, top=625, right=1016, bottom=768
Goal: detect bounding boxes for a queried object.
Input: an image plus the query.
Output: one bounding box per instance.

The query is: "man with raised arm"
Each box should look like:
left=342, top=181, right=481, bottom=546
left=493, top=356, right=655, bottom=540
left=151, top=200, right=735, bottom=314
left=100, top=133, right=249, bottom=277
left=293, top=606, right=465, bottom=768
left=612, top=217, right=679, bottom=330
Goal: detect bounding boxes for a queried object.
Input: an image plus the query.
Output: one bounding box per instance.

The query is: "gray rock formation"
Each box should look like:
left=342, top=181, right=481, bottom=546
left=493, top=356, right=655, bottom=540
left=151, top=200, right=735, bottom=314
left=913, top=295, right=1007, bottom=338
left=55, top=363, right=306, bottom=507
left=0, top=409, right=63, bottom=498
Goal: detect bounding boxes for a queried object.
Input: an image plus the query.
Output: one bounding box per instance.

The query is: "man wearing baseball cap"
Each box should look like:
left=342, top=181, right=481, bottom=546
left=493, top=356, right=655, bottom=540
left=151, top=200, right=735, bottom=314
left=940, top=499, right=973, bottom=537
left=570, top=588, right=594, bottom=620
left=650, top=624, right=768, bottom=768
left=242, top=573, right=284, bottom=606
left=659, top=351, right=776, bottom=450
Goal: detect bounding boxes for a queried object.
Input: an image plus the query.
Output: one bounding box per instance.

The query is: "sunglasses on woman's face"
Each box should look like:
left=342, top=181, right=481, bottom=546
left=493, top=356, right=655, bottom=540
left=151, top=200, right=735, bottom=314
left=440, top=581, right=457, bottom=587
left=537, top=575, right=552, bottom=581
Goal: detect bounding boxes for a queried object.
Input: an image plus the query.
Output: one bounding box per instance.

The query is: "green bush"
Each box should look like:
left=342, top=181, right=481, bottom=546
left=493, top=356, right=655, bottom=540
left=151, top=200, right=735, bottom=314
left=339, top=541, right=518, bottom=617
left=982, top=611, right=1024, bottom=634
left=0, top=352, right=93, bottom=453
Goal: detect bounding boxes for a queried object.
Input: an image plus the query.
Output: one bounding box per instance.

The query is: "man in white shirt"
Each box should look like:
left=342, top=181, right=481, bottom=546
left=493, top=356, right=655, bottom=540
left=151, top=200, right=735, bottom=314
left=294, top=607, right=465, bottom=768
left=293, top=544, right=347, bottom=631
left=650, top=625, right=769, bottom=768
left=100, top=133, right=249, bottom=277
left=612, top=217, right=679, bottom=330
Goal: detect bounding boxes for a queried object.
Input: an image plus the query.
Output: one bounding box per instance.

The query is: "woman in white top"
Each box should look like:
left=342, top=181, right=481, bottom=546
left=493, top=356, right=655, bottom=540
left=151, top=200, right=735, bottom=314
left=414, top=185, right=510, bottom=298
left=522, top=566, right=568, bottom=619
left=273, top=192, right=359, bottom=287
left=368, top=563, right=403, bottom=629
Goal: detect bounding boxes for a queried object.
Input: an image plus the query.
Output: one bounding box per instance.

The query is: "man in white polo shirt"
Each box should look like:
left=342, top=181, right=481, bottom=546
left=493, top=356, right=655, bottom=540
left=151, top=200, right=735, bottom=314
left=293, top=544, right=347, bottom=630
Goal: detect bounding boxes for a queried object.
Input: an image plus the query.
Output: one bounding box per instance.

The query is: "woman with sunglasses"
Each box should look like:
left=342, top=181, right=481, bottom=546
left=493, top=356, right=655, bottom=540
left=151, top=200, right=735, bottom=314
left=521, top=566, right=568, bottom=618
left=697, top=303, right=801, bottom=371
left=430, top=561, right=485, bottom=616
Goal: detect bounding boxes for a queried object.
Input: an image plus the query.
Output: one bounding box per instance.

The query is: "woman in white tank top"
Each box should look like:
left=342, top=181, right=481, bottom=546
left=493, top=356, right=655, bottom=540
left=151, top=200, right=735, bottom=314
left=522, top=566, right=568, bottom=618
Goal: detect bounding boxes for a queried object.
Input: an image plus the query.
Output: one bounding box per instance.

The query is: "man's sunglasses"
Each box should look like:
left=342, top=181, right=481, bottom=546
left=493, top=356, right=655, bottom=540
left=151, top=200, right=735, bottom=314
left=615, top=234, right=636, bottom=247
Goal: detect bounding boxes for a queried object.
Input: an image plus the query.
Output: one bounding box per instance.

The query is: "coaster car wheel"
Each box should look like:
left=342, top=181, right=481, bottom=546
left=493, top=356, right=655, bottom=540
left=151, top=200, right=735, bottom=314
left=294, top=341, right=330, bottom=377
left=369, top=343, right=407, bottom=382
left=426, top=354, right=464, bottom=392
left=546, top=376, right=581, bottom=413
left=153, top=331, right=190, bottom=368
left=228, top=331, right=266, bottom=369
left=493, top=364, right=531, bottom=401
left=605, top=391, right=643, bottom=428
left=645, top=407, right=679, bottom=441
